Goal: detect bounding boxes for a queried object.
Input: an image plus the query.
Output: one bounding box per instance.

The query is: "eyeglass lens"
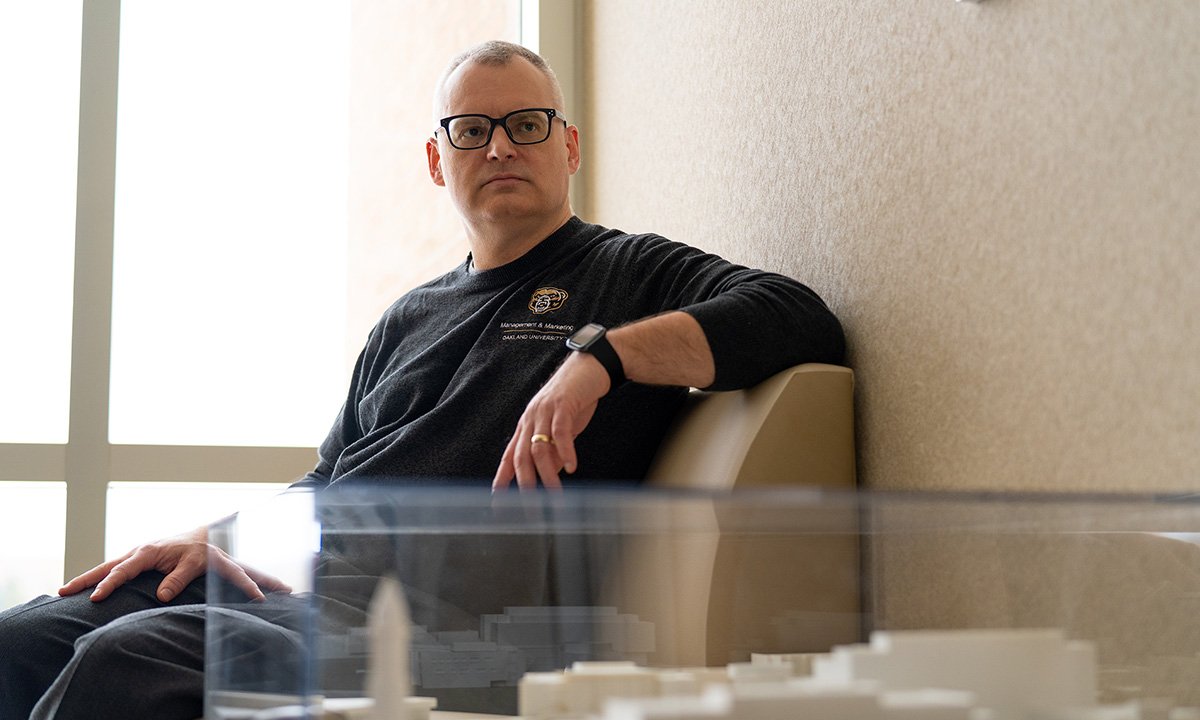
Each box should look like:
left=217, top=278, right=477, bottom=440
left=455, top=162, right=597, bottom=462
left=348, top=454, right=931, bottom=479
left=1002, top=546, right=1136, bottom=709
left=447, top=110, right=552, bottom=149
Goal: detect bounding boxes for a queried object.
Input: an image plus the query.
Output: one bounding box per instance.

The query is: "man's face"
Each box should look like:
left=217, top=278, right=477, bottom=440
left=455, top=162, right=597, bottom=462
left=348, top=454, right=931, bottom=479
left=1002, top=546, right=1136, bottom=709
left=426, top=58, right=580, bottom=230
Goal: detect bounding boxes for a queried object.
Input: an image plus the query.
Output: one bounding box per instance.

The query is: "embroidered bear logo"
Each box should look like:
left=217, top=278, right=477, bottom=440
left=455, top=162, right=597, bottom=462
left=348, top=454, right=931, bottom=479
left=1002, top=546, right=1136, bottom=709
left=529, top=287, right=569, bottom=315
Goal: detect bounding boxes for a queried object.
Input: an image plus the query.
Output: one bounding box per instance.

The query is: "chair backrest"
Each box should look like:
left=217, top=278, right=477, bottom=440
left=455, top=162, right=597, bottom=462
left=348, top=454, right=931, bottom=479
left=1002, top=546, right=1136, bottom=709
left=646, top=363, right=856, bottom=489
left=606, top=363, right=860, bottom=667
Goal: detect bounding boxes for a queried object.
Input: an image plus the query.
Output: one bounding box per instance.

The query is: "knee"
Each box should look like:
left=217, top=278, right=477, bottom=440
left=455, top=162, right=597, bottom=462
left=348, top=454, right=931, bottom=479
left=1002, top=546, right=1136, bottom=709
left=0, top=595, right=74, bottom=718
left=0, top=594, right=70, bottom=669
left=75, top=605, right=206, bottom=675
left=48, top=608, right=207, bottom=720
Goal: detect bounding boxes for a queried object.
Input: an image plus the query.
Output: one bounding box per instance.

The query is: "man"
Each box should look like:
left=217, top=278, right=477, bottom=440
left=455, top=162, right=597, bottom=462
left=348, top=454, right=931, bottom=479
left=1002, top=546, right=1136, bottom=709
left=0, top=41, right=843, bottom=720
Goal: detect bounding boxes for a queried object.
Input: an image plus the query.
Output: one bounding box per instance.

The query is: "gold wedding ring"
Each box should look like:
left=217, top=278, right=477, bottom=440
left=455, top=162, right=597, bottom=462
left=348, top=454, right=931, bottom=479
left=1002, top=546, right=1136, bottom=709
left=531, top=434, right=554, bottom=445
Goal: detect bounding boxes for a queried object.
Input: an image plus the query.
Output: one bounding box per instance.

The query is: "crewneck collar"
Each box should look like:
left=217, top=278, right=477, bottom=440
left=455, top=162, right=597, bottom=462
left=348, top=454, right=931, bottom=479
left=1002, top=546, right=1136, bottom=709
left=458, top=216, right=585, bottom=290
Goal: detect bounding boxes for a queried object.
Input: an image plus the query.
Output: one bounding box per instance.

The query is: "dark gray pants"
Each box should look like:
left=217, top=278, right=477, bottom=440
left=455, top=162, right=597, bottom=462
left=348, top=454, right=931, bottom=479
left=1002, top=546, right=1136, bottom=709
left=0, top=572, right=306, bottom=720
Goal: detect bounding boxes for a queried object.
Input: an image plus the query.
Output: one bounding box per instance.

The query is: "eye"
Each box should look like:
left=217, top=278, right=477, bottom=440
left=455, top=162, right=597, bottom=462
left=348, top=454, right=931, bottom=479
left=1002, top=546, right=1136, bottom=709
left=508, top=112, right=548, bottom=140
left=448, top=117, right=491, bottom=145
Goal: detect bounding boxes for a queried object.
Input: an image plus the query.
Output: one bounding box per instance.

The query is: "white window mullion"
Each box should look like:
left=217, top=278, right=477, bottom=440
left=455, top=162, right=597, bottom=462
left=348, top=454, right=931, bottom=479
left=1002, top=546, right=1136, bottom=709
left=0, top=445, right=66, bottom=483
left=64, top=0, right=121, bottom=582
left=523, top=0, right=586, bottom=217
left=108, top=445, right=315, bottom=484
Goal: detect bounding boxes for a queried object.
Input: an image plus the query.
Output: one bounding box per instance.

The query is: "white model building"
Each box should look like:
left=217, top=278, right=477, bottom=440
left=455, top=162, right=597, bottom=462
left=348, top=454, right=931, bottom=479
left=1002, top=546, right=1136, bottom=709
left=605, top=683, right=986, bottom=720
left=811, top=628, right=1098, bottom=719
left=368, top=575, right=411, bottom=720
left=517, top=630, right=1197, bottom=720
left=321, top=604, right=654, bottom=691
left=480, top=606, right=655, bottom=669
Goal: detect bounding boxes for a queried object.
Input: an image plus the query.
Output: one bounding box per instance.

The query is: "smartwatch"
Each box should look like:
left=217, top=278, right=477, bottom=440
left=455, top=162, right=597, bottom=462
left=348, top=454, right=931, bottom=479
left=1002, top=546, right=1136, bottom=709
left=566, top=323, right=626, bottom=393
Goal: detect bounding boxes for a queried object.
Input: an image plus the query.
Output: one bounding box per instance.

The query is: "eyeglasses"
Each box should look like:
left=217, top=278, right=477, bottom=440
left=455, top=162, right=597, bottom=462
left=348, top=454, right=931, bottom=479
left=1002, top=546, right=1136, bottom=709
left=437, top=108, right=565, bottom=150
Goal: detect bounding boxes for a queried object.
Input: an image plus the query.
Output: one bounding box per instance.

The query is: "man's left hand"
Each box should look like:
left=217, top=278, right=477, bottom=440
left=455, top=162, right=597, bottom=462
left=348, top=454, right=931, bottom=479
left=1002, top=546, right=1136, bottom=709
left=492, top=351, right=610, bottom=490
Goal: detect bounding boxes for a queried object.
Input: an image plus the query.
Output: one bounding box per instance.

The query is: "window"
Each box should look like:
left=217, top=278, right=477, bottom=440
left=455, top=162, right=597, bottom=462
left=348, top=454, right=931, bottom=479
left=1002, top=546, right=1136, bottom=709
left=0, top=484, right=67, bottom=611
left=0, top=2, right=82, bottom=444
left=109, top=1, right=351, bottom=447
left=105, top=482, right=290, bottom=558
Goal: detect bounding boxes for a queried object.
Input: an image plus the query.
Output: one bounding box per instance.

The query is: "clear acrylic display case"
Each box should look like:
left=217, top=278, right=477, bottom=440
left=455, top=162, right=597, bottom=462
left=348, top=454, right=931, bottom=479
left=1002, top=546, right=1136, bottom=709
left=204, top=488, right=1200, bottom=718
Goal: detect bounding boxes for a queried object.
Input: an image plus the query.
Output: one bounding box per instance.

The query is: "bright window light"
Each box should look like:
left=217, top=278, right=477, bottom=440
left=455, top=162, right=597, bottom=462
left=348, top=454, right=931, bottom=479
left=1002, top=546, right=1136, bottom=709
left=521, top=0, right=541, bottom=52
left=0, top=483, right=67, bottom=611
left=108, top=1, right=351, bottom=447
left=105, top=481, right=290, bottom=560
left=0, top=3, right=82, bottom=444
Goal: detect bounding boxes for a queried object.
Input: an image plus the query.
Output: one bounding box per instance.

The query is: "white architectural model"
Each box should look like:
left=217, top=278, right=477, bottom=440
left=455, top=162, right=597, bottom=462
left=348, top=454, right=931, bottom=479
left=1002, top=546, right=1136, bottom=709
left=406, top=606, right=654, bottom=689
left=810, top=628, right=1096, bottom=719
left=368, top=575, right=411, bottom=720
left=321, top=604, right=654, bottom=691
left=519, top=629, right=1199, bottom=720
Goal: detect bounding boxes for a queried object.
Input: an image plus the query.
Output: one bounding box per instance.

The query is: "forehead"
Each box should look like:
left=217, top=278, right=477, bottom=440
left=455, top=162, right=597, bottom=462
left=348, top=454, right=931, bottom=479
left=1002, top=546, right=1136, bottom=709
left=439, top=58, right=558, bottom=118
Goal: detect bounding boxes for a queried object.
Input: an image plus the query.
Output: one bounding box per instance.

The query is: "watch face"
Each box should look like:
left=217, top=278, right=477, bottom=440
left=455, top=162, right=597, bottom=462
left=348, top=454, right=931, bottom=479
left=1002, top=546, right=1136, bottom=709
left=568, top=323, right=605, bottom=350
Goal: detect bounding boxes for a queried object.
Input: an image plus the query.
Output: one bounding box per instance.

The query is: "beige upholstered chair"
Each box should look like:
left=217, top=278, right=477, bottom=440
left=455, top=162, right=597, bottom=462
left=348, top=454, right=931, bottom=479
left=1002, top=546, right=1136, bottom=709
left=605, top=363, right=860, bottom=667
left=646, top=363, right=856, bottom=491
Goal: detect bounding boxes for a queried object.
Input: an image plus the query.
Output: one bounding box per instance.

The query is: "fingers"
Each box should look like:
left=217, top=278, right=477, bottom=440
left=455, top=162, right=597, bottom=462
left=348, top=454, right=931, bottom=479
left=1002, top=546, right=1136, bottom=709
left=494, top=418, right=558, bottom=492
left=243, top=564, right=293, bottom=595
left=492, top=433, right=519, bottom=492
left=209, top=549, right=268, bottom=601
left=493, top=426, right=562, bottom=492
left=67, top=533, right=207, bottom=603
left=552, top=413, right=578, bottom=476
left=513, top=422, right=563, bottom=490
left=58, top=533, right=290, bottom=605
left=155, top=558, right=204, bottom=602
left=494, top=412, right=583, bottom=492
left=530, top=438, right=563, bottom=491
left=161, top=547, right=290, bottom=603
left=59, top=555, right=127, bottom=597
left=88, top=551, right=154, bottom=602
left=503, top=427, right=568, bottom=491
left=511, top=423, right=536, bottom=490
left=513, top=426, right=544, bottom=491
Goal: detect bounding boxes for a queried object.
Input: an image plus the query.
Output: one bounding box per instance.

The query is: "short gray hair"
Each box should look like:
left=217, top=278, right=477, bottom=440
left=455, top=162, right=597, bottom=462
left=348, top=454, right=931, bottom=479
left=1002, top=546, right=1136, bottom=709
left=433, top=40, right=565, bottom=120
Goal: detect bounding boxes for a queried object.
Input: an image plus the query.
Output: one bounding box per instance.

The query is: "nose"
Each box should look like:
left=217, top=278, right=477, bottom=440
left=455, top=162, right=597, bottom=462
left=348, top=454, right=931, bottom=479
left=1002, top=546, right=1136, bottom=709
left=485, top=125, right=518, bottom=161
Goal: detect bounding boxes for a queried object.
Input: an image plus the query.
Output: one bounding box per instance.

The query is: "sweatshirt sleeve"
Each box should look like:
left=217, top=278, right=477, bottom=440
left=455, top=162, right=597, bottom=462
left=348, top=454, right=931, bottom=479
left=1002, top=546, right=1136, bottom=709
left=628, top=236, right=845, bottom=391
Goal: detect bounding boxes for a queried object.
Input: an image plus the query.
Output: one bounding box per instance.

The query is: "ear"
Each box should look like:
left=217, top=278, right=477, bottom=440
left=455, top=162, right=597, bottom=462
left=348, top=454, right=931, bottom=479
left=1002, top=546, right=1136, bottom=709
left=426, top=136, right=446, bottom=186
left=565, top=124, right=581, bottom=175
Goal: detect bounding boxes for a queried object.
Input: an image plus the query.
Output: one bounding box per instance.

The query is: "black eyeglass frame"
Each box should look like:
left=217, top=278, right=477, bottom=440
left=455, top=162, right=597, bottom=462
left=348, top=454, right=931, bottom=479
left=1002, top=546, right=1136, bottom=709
left=436, top=108, right=566, bottom=150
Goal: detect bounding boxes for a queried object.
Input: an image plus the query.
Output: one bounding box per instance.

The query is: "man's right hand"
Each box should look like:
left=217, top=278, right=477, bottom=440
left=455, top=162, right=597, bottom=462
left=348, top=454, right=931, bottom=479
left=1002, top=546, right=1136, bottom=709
left=58, top=525, right=291, bottom=603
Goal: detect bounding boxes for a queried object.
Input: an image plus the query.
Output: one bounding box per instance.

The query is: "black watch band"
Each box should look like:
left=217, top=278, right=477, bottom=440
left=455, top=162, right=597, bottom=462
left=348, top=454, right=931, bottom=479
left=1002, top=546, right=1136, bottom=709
left=566, top=323, right=626, bottom=393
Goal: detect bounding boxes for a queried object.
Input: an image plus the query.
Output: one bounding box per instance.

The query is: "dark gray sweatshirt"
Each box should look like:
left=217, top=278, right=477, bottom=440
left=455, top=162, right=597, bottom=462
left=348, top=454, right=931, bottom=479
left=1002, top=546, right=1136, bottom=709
left=295, top=217, right=844, bottom=489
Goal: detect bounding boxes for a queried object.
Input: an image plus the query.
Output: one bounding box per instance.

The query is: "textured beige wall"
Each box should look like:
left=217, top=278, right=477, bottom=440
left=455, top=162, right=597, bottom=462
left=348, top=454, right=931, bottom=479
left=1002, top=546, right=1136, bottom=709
left=584, top=1, right=1200, bottom=492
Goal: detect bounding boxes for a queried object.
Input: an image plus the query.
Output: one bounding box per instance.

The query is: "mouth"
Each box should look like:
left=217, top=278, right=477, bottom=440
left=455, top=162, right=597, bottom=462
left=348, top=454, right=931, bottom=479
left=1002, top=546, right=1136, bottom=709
left=483, top=174, right=526, bottom=187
